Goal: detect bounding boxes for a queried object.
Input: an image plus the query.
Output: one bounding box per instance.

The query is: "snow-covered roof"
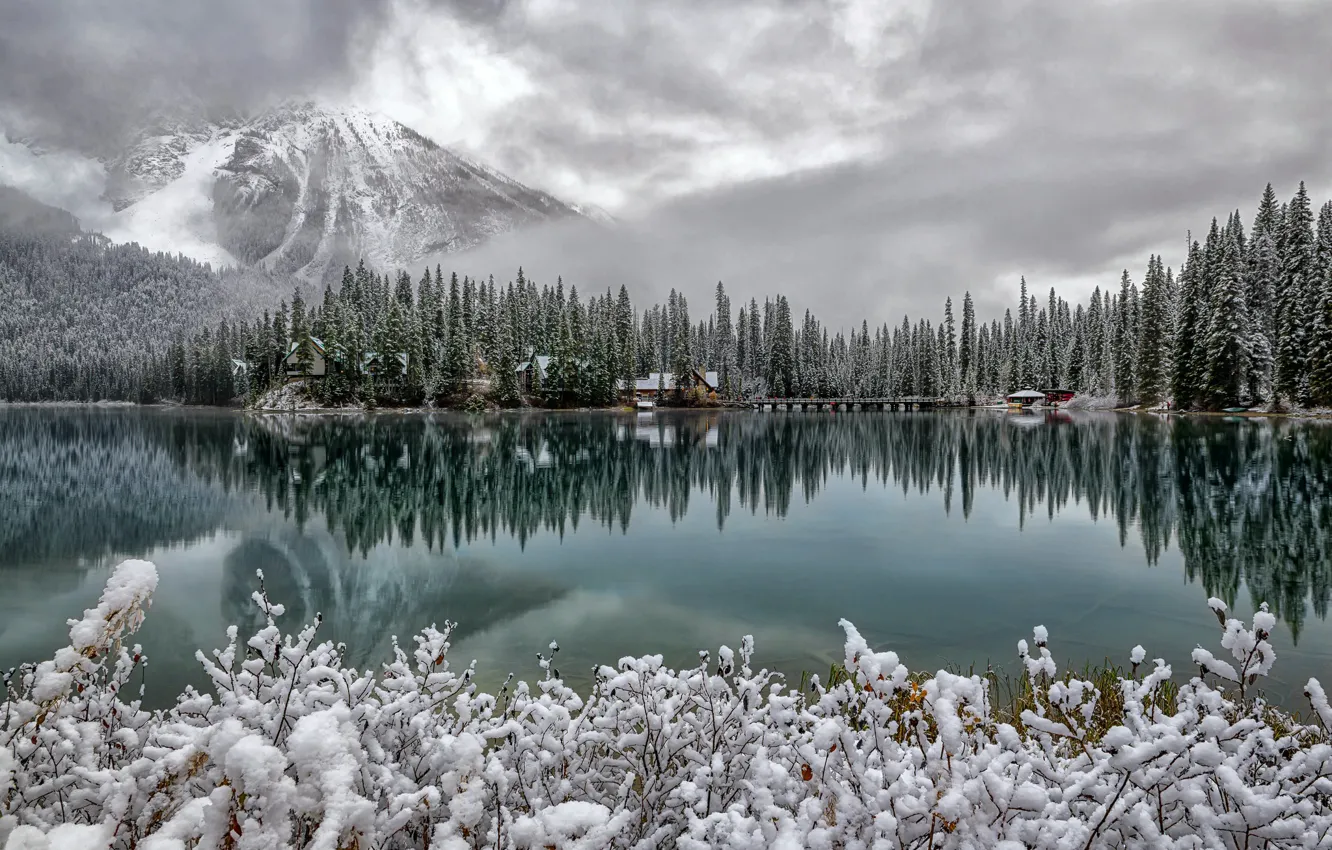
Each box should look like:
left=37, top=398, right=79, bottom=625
left=516, top=355, right=552, bottom=375
left=626, top=369, right=720, bottom=392
left=285, top=336, right=326, bottom=359
left=634, top=373, right=676, bottom=391
left=1007, top=389, right=1046, bottom=399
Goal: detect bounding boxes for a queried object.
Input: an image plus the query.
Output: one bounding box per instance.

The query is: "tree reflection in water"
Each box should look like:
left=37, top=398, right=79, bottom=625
left=4, top=407, right=1332, bottom=638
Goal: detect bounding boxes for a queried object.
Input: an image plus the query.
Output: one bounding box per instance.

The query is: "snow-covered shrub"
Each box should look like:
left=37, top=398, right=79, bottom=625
left=4, top=560, right=1332, bottom=849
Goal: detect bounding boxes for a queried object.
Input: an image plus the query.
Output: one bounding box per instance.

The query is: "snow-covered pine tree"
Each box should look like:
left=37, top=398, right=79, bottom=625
left=616, top=285, right=636, bottom=401
left=768, top=295, right=795, bottom=396
left=1203, top=230, right=1252, bottom=409
left=1172, top=241, right=1205, bottom=408
left=747, top=298, right=763, bottom=381
left=959, top=291, right=976, bottom=396
left=440, top=271, right=468, bottom=396
left=1136, top=256, right=1169, bottom=405
left=1114, top=270, right=1136, bottom=404
left=943, top=297, right=958, bottom=398
left=1276, top=183, right=1316, bottom=405
left=1066, top=307, right=1085, bottom=393
left=494, top=298, right=521, bottom=406
left=1309, top=201, right=1332, bottom=406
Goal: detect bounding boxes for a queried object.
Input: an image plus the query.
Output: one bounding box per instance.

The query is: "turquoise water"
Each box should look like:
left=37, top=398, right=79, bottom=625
left=2, top=407, right=1330, bottom=707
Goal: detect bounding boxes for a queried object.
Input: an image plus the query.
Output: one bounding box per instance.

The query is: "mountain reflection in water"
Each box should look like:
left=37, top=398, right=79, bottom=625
left=3, top=406, right=1331, bottom=707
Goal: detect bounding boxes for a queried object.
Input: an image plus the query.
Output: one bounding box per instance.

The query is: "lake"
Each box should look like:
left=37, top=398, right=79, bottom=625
left=2, top=406, right=1330, bottom=708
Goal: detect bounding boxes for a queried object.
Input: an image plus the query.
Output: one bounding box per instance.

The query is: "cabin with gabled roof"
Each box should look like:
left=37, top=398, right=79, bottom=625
left=283, top=336, right=328, bottom=379
left=626, top=367, right=720, bottom=398
left=362, top=351, right=409, bottom=378
left=515, top=355, right=552, bottom=393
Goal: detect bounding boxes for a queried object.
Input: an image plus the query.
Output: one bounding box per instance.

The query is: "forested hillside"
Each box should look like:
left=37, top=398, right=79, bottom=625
left=3, top=179, right=1330, bottom=409
left=0, top=195, right=292, bottom=401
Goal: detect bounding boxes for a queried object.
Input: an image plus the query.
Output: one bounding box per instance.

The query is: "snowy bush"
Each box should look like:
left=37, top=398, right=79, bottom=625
left=5, top=560, right=1332, bottom=849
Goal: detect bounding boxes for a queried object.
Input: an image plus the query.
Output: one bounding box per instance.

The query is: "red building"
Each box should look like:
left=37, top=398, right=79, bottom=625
left=1040, top=388, right=1075, bottom=404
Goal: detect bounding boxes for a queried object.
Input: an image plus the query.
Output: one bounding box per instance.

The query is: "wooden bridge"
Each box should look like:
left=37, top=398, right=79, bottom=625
left=734, top=396, right=954, bottom=411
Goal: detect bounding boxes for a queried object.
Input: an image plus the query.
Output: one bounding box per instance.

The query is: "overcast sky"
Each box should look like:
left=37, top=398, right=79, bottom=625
left=2, top=0, right=1330, bottom=326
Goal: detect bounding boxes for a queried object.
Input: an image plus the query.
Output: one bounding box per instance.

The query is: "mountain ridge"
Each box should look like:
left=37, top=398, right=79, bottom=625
left=12, top=100, right=602, bottom=282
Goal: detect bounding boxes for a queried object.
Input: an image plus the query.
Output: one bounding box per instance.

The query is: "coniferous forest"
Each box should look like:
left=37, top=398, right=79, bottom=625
left=1, top=180, right=1331, bottom=410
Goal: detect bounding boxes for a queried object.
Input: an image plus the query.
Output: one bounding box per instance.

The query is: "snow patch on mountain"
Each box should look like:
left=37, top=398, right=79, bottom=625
left=102, top=131, right=239, bottom=267
left=85, top=101, right=593, bottom=281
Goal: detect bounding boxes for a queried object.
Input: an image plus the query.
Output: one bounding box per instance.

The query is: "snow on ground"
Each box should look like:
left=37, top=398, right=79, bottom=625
left=1061, top=394, right=1122, bottom=410
left=101, top=131, right=237, bottom=268
left=252, top=382, right=327, bottom=411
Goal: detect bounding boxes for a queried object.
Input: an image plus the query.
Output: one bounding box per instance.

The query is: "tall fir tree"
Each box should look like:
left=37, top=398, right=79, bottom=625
left=1114, top=270, right=1136, bottom=404
left=1172, top=242, right=1205, bottom=408
left=1309, top=201, right=1332, bottom=405
left=1276, top=182, right=1316, bottom=405
left=1203, top=231, right=1252, bottom=408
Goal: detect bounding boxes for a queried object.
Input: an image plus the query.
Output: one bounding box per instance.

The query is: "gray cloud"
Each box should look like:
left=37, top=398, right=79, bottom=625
left=0, top=0, right=423, bottom=155
left=3, top=0, right=1330, bottom=329
left=419, top=0, right=1332, bottom=327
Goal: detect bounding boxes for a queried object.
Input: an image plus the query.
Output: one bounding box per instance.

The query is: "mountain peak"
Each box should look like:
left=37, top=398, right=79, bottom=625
left=98, top=103, right=593, bottom=281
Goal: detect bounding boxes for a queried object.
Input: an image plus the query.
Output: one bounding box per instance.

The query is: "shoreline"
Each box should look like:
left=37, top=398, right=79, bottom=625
left=7, top=398, right=1332, bottom=420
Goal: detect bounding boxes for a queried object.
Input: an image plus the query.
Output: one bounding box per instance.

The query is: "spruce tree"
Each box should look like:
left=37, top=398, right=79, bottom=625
left=1114, top=270, right=1136, bottom=404
left=616, top=285, right=636, bottom=399
left=494, top=302, right=521, bottom=406
left=768, top=295, right=795, bottom=396
left=1309, top=201, right=1332, bottom=405
left=1136, top=256, right=1169, bottom=405
left=714, top=282, right=734, bottom=397
left=1276, top=182, right=1316, bottom=405
left=943, top=297, right=958, bottom=397
left=1172, top=242, right=1205, bottom=408
left=440, top=271, right=468, bottom=396
left=1203, top=232, right=1252, bottom=408
left=959, top=291, right=976, bottom=397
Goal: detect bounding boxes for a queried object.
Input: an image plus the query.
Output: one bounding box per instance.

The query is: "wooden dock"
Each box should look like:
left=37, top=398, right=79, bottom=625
left=736, top=396, right=953, bottom=411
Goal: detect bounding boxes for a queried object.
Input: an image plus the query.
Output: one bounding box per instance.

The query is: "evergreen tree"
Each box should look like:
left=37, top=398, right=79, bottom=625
left=1172, top=242, right=1205, bottom=408
left=1203, top=231, right=1252, bottom=408
left=714, top=282, right=734, bottom=397
left=616, top=285, right=636, bottom=399
left=1114, top=270, right=1136, bottom=404
left=1309, top=202, right=1332, bottom=406
left=959, top=291, right=976, bottom=397
left=1276, top=182, right=1316, bottom=405
left=768, top=295, right=795, bottom=396
left=1136, top=256, right=1169, bottom=405
left=440, top=272, right=468, bottom=396
left=943, top=297, right=958, bottom=397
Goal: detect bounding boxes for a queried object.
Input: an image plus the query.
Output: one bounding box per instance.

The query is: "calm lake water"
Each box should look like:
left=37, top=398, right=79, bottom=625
left=3, top=406, right=1331, bottom=708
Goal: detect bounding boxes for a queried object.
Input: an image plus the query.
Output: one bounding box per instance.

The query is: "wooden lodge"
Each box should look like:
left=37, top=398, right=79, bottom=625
left=283, top=336, right=328, bottom=379
left=629, top=368, right=720, bottom=399
left=515, top=356, right=552, bottom=393
left=361, top=351, right=409, bottom=378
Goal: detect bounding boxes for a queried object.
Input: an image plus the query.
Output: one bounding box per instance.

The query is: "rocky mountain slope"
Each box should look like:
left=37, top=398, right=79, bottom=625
left=94, top=101, right=599, bottom=281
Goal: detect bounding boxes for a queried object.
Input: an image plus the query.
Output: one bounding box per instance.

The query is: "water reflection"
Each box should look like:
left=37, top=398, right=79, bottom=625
left=220, top=532, right=568, bottom=671
left=3, top=407, right=1332, bottom=644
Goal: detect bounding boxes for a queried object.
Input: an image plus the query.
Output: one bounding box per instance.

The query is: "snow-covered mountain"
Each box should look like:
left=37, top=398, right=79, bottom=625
left=94, top=101, right=601, bottom=281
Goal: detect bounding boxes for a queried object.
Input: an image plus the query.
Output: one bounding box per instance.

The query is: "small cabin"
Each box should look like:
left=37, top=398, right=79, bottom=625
left=515, top=355, right=552, bottom=393
left=1005, top=389, right=1046, bottom=408
left=362, top=350, right=408, bottom=377
left=283, top=336, right=328, bottom=379
left=630, top=367, right=720, bottom=398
